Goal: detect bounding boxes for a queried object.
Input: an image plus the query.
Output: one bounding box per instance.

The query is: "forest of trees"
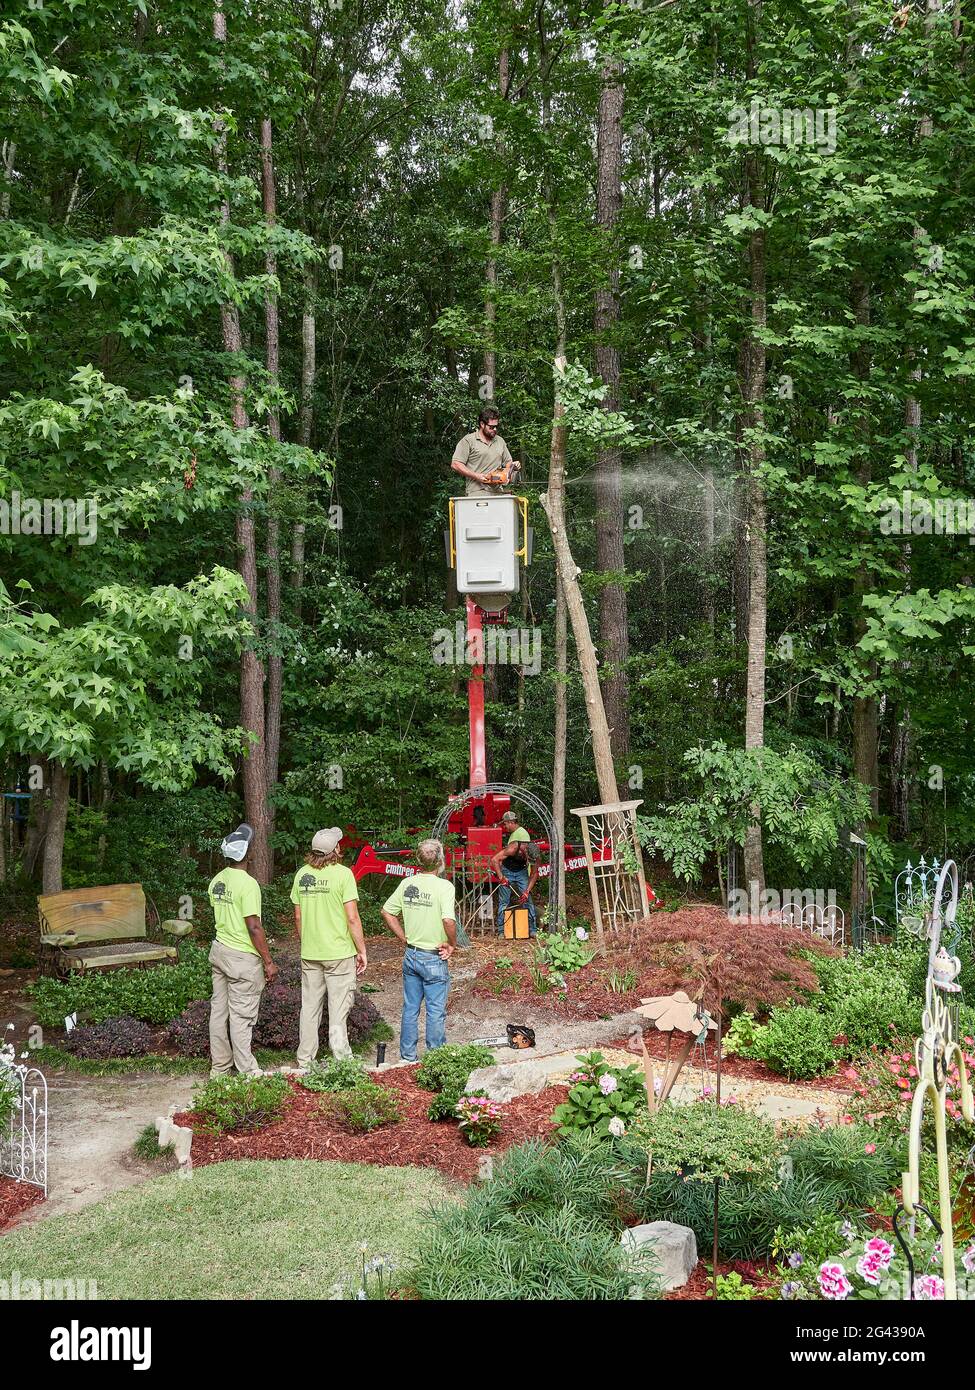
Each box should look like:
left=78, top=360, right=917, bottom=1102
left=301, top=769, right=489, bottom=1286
left=2, top=0, right=975, bottom=921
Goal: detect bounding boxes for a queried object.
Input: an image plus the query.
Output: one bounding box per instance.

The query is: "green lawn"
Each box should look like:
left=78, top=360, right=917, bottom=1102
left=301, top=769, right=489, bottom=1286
left=0, top=1160, right=454, bottom=1299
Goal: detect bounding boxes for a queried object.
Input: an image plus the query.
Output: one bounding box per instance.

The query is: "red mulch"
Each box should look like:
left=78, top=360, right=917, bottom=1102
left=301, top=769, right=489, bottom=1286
left=665, top=1257, right=779, bottom=1301
left=0, top=1175, right=45, bottom=1232
left=175, top=1071, right=570, bottom=1185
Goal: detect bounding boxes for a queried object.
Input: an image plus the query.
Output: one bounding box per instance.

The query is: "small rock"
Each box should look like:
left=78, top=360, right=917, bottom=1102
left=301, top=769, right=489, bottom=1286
left=620, top=1221, right=697, bottom=1292
left=465, top=1060, right=551, bottom=1102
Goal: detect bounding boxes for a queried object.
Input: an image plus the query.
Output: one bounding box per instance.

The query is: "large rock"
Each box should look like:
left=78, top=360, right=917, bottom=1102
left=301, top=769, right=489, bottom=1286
left=465, top=1060, right=552, bottom=1102
left=620, top=1221, right=698, bottom=1292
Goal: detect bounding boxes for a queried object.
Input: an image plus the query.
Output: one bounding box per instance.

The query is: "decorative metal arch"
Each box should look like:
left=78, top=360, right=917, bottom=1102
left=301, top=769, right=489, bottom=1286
left=433, top=783, right=561, bottom=941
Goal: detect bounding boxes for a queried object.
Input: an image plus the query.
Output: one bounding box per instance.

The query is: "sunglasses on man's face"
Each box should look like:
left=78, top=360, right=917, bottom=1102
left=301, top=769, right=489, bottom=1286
left=484, top=422, right=499, bottom=432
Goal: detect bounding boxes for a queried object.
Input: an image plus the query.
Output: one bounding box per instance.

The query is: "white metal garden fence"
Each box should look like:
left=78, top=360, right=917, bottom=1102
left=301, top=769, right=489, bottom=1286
left=778, top=900, right=847, bottom=947
left=0, top=1047, right=48, bottom=1196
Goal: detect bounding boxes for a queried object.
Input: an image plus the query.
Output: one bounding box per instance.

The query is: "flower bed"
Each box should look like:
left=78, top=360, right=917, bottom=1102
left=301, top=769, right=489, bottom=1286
left=175, top=1070, right=569, bottom=1184
left=0, top=1176, right=45, bottom=1232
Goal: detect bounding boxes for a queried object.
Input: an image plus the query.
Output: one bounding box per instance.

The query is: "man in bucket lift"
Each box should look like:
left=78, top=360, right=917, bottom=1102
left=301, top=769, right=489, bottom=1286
left=450, top=406, right=521, bottom=496
left=492, top=810, right=539, bottom=938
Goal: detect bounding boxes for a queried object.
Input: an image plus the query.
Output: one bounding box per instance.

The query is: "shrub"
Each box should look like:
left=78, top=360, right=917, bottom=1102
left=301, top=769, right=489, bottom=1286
left=299, top=1056, right=370, bottom=1093
left=551, top=1051, right=647, bottom=1139
left=712, top=1271, right=757, bottom=1300
left=456, top=1094, right=503, bottom=1146
left=29, top=944, right=212, bottom=1027
left=63, top=1016, right=155, bottom=1059
left=417, top=1045, right=497, bottom=1106
left=785, top=1124, right=901, bottom=1206
left=165, top=999, right=211, bottom=1055
left=635, top=1099, right=781, bottom=1184
left=326, top=1081, right=401, bottom=1132
left=166, top=984, right=386, bottom=1056
left=752, top=1006, right=837, bottom=1079
left=191, top=1074, right=290, bottom=1134
left=406, top=1139, right=659, bottom=1300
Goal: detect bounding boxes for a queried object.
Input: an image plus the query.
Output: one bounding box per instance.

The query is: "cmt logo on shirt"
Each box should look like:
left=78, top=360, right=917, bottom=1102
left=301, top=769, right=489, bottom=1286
left=296, top=873, right=334, bottom=896
left=402, top=883, right=435, bottom=910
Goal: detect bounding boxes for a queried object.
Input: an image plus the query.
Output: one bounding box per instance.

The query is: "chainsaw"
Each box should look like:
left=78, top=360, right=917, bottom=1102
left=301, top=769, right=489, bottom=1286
left=470, top=1023, right=536, bottom=1050
left=481, top=458, right=522, bottom=488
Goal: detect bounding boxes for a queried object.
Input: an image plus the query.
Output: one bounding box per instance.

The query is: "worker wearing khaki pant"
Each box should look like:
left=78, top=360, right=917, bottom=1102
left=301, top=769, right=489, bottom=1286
left=290, top=827, right=367, bottom=1072
left=207, top=823, right=279, bottom=1077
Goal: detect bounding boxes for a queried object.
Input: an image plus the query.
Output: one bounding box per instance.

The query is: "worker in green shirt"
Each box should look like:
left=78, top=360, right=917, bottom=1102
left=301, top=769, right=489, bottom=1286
left=207, top=823, right=278, bottom=1078
left=289, top=827, right=367, bottom=1072
left=450, top=406, right=521, bottom=496
left=492, top=810, right=538, bottom=936
left=381, top=838, right=457, bottom=1062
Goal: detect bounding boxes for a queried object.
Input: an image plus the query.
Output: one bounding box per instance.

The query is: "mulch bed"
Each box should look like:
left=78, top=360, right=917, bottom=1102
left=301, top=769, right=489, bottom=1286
left=0, top=1175, right=45, bottom=1232
left=175, top=1070, right=570, bottom=1185
left=665, top=1257, right=779, bottom=1301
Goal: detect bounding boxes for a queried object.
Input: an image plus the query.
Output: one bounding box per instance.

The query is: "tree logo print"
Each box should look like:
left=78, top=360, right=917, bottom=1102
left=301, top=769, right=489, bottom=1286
left=403, top=883, right=420, bottom=903
left=212, top=882, right=227, bottom=900
left=299, top=872, right=316, bottom=891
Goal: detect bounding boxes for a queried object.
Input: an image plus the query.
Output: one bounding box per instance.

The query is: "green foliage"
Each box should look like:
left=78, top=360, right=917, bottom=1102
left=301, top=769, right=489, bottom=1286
left=0, top=1051, right=19, bottom=1129
left=455, top=1094, right=503, bottom=1147
left=406, top=1139, right=660, bottom=1300
left=551, top=1051, right=647, bottom=1139
left=711, top=1271, right=757, bottom=1300
left=191, top=1074, right=290, bottom=1135
left=63, top=1016, right=154, bottom=1059
left=133, top=1123, right=174, bottom=1162
left=537, top=932, right=594, bottom=974
left=750, top=1007, right=837, bottom=1080
left=325, top=1081, right=401, bottom=1133
left=29, top=944, right=212, bottom=1027
left=414, top=1043, right=495, bottom=1115
left=638, top=743, right=872, bottom=885
left=636, top=1100, right=781, bottom=1184
left=298, top=1056, right=370, bottom=1094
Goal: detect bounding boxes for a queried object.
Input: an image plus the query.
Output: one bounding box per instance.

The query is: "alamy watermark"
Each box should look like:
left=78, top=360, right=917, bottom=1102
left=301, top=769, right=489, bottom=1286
left=879, top=490, right=975, bottom=544
left=432, top=622, right=541, bottom=676
left=0, top=492, right=97, bottom=546
left=726, top=99, right=837, bottom=155
left=0, top=1270, right=98, bottom=1299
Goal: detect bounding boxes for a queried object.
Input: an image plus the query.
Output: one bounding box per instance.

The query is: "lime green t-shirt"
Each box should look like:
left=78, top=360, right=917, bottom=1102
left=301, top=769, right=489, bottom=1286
left=383, top=873, right=456, bottom=949
left=208, top=867, right=262, bottom=955
left=290, top=863, right=359, bottom=961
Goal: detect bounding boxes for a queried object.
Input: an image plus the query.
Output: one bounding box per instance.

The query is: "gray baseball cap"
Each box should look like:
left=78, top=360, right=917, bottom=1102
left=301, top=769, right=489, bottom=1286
left=221, top=823, right=254, bottom=862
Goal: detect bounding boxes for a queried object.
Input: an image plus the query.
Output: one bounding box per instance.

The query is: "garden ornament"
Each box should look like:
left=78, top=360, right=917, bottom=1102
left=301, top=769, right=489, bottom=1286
left=628, top=992, right=717, bottom=1111
left=900, top=858, right=974, bottom=1298
left=932, top=947, right=962, bottom=993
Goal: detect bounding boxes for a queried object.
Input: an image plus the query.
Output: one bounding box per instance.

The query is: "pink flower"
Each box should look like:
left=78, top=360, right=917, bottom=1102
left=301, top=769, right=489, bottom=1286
left=962, top=1245, right=975, bottom=1275
left=913, top=1274, right=945, bottom=1300
left=856, top=1252, right=883, bottom=1286
left=864, top=1143, right=876, bottom=1155
left=818, top=1262, right=853, bottom=1301
left=840, top=1114, right=854, bottom=1125
left=598, top=1073, right=618, bottom=1096
left=863, top=1238, right=893, bottom=1270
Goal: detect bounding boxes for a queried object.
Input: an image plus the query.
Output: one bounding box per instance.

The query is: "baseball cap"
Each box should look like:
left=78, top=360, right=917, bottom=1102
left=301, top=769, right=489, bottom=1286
left=311, top=827, right=344, bottom=855
left=221, top=823, right=254, bottom=862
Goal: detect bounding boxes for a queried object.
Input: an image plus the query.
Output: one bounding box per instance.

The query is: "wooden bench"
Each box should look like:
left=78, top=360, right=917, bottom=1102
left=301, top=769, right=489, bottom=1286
left=37, top=883, right=193, bottom=976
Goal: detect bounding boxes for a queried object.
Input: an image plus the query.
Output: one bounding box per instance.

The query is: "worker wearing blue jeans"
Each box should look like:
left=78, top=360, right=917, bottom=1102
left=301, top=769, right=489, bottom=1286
left=493, top=811, right=538, bottom=936
left=381, top=838, right=457, bottom=1061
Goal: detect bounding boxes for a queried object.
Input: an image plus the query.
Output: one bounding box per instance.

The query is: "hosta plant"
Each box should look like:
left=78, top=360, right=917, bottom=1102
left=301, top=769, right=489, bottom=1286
left=551, top=1052, right=647, bottom=1139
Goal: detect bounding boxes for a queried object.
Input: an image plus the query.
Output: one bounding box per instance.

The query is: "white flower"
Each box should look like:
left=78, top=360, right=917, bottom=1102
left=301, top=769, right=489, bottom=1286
left=598, top=1073, right=618, bottom=1096
left=575, top=927, right=589, bottom=941
left=608, top=1117, right=626, bottom=1138
left=360, top=1240, right=368, bottom=1254
left=356, top=1288, right=367, bottom=1301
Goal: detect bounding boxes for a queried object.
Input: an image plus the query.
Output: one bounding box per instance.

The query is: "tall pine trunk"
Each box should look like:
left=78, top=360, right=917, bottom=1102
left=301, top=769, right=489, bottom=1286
left=214, top=1, right=271, bottom=882
left=593, top=54, right=629, bottom=760
left=261, top=117, right=283, bottom=806
left=41, top=760, right=70, bottom=894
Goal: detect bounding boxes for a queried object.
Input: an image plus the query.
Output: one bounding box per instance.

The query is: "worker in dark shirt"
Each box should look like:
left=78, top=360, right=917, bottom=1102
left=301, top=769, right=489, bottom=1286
left=491, top=810, right=538, bottom=937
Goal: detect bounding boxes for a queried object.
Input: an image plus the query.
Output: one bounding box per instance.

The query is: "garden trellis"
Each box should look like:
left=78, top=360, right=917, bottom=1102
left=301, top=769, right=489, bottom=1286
left=0, top=1049, right=48, bottom=1197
